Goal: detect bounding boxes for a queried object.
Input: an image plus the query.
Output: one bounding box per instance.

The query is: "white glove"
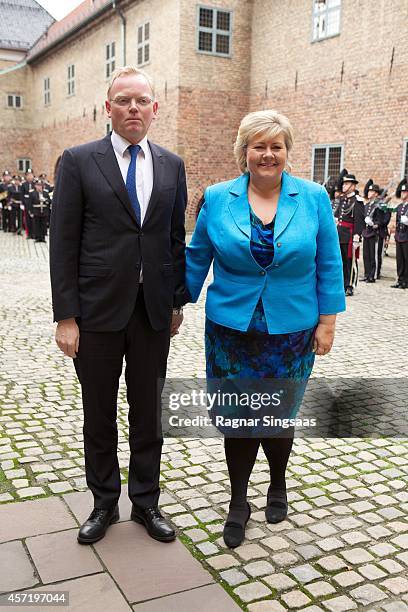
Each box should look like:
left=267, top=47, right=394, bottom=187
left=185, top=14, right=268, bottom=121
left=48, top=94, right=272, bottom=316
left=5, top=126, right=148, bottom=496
left=20, top=204, right=24, bottom=210
left=365, top=216, right=374, bottom=226
left=401, top=215, right=408, bottom=225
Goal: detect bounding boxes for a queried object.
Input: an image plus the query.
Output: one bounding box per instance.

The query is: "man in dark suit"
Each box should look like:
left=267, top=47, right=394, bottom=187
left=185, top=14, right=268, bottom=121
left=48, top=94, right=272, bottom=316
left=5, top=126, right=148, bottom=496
left=50, top=67, right=188, bottom=544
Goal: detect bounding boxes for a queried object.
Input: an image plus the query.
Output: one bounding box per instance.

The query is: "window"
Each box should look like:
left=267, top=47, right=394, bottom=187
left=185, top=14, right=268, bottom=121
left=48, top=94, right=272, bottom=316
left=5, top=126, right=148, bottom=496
left=312, top=145, right=343, bottom=183
left=18, top=159, right=32, bottom=173
left=197, top=6, right=232, bottom=56
left=106, top=42, right=115, bottom=78
left=312, top=0, right=341, bottom=42
left=7, top=94, right=22, bottom=108
left=402, top=139, right=408, bottom=179
left=44, top=77, right=50, bottom=105
left=67, top=64, right=75, bottom=96
left=137, top=22, right=150, bottom=66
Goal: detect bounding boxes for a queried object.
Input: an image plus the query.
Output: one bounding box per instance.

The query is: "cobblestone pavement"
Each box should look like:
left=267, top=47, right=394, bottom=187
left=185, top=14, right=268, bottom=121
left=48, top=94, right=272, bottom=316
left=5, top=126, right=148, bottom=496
left=0, top=231, right=408, bottom=611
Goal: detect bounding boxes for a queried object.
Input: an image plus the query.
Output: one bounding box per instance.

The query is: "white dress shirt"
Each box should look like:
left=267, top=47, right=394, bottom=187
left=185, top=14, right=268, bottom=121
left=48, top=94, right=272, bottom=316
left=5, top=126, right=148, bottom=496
left=111, top=130, right=153, bottom=226
left=111, top=130, right=154, bottom=281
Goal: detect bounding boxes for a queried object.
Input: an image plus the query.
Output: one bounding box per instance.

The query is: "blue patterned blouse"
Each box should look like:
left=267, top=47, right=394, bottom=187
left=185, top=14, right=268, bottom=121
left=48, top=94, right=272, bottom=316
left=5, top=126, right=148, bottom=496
left=249, top=205, right=275, bottom=268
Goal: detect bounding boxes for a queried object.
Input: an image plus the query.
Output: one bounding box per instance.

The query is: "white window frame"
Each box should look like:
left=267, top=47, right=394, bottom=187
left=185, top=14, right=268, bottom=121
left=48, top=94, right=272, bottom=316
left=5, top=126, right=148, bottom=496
left=106, top=42, right=116, bottom=79
left=17, top=158, right=32, bottom=173
left=312, top=0, right=341, bottom=42
left=44, top=77, right=51, bottom=106
left=402, top=139, right=408, bottom=179
left=137, top=22, right=150, bottom=67
left=196, top=5, right=233, bottom=58
left=67, top=64, right=75, bottom=96
left=7, top=94, right=23, bottom=108
left=311, top=144, right=344, bottom=183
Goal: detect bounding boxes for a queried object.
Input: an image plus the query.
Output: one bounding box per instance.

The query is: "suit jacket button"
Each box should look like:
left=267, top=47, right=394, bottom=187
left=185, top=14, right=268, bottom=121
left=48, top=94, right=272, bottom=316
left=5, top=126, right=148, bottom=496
left=277, top=242, right=282, bottom=247
left=259, top=270, right=266, bottom=275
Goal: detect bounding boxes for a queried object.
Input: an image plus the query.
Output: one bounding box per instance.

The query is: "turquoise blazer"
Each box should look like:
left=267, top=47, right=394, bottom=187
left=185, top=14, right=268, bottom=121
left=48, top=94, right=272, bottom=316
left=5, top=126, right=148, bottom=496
left=186, top=171, right=346, bottom=334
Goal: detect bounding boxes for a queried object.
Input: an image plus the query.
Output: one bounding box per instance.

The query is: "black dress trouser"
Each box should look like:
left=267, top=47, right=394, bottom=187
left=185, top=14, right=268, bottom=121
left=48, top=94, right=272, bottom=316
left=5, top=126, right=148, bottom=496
left=396, top=241, right=408, bottom=286
left=363, top=236, right=378, bottom=280
left=74, top=287, right=171, bottom=510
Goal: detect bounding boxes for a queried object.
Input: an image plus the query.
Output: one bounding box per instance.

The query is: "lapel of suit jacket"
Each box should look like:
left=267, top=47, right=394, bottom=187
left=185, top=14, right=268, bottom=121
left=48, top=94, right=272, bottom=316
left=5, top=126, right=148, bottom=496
left=92, top=134, right=139, bottom=226
left=142, top=141, right=164, bottom=226
left=228, top=173, right=251, bottom=238
left=273, top=172, right=300, bottom=240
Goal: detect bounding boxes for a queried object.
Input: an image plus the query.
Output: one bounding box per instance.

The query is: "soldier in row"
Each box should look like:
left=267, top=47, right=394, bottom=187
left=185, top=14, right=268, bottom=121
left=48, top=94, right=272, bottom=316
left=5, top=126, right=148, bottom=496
left=333, top=172, right=365, bottom=296
left=391, top=178, right=408, bottom=289
left=29, top=179, right=50, bottom=242
left=361, top=180, right=391, bottom=283
left=0, top=170, right=12, bottom=231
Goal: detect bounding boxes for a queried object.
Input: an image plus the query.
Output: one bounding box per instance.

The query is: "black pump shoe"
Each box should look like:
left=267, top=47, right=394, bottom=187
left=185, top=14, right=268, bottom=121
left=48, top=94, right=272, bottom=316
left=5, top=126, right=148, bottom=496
left=77, top=505, right=119, bottom=544
left=223, top=502, right=251, bottom=549
left=265, top=487, right=288, bottom=524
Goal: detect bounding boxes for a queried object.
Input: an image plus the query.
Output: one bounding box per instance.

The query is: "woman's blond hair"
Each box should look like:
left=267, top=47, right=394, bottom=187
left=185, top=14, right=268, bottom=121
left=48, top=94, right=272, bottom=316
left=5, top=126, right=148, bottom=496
left=233, top=110, right=294, bottom=174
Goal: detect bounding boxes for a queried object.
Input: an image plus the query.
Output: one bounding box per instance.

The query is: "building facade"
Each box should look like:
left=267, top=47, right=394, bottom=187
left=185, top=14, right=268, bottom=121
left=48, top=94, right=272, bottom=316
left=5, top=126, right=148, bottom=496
left=1, top=0, right=407, bottom=223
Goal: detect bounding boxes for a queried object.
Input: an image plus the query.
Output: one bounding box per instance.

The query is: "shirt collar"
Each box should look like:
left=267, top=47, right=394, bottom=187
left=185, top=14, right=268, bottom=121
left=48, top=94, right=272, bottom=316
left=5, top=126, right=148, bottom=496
left=111, top=130, right=149, bottom=158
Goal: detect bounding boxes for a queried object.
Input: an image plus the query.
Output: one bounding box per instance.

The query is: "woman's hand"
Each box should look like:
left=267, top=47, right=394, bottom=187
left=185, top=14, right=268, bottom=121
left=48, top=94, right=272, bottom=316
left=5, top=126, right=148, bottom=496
left=313, top=315, right=336, bottom=356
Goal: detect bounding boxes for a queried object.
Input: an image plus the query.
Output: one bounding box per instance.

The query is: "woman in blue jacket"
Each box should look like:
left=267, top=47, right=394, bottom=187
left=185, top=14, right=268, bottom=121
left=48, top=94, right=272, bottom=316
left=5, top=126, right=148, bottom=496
left=186, top=110, right=345, bottom=548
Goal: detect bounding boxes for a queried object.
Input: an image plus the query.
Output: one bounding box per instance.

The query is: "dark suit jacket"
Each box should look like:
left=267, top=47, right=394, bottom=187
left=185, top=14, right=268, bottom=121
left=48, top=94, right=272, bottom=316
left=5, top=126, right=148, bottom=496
left=50, top=134, right=188, bottom=331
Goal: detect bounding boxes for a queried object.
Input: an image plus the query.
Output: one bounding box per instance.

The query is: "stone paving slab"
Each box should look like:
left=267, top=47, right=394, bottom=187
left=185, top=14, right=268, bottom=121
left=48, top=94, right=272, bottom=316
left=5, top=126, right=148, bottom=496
left=22, top=573, right=132, bottom=611
left=26, top=528, right=103, bottom=584
left=132, top=583, right=241, bottom=611
left=0, top=497, right=76, bottom=543
left=0, top=540, right=37, bottom=592
left=94, top=520, right=214, bottom=603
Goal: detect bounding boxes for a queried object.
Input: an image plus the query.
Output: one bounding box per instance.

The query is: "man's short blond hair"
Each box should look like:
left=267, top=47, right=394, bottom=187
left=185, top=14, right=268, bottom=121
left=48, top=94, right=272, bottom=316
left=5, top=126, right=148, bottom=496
left=107, top=66, right=156, bottom=99
left=234, top=110, right=294, bottom=174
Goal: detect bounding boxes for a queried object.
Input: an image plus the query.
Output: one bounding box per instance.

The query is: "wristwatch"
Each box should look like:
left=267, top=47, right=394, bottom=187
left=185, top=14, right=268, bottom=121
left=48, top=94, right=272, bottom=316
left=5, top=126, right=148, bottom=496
left=172, top=307, right=183, bottom=315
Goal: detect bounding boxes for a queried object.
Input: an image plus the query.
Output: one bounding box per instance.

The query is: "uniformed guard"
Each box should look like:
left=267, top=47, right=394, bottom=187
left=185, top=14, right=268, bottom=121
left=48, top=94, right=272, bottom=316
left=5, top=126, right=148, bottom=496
left=30, top=179, right=49, bottom=242
left=376, top=192, right=392, bottom=279
left=362, top=180, right=383, bottom=282
left=39, top=173, right=53, bottom=230
left=8, top=175, right=23, bottom=234
left=0, top=170, right=12, bottom=232
left=21, top=168, right=35, bottom=238
left=391, top=178, right=408, bottom=289
left=334, top=172, right=365, bottom=296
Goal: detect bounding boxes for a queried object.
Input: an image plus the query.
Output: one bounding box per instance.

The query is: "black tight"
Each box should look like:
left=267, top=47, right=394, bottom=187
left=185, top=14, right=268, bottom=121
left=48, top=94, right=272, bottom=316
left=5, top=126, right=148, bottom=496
left=224, top=428, right=295, bottom=508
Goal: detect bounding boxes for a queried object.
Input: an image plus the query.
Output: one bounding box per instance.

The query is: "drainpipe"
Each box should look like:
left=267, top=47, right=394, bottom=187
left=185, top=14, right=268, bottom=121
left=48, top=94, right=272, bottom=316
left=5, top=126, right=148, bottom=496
left=112, top=0, right=126, bottom=65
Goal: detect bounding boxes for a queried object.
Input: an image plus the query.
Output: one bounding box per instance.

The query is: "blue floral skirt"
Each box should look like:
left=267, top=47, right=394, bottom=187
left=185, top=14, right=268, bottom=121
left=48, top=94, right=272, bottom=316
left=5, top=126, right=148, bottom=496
left=205, top=299, right=316, bottom=437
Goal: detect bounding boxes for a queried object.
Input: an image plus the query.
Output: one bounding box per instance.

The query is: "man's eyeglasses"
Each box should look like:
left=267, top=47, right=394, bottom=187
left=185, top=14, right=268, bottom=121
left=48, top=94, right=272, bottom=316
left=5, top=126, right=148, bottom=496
left=110, top=96, right=154, bottom=108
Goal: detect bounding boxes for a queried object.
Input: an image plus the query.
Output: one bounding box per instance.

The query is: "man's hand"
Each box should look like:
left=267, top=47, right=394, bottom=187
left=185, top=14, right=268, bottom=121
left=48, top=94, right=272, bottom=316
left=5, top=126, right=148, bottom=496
left=313, top=317, right=336, bottom=356
left=55, top=318, right=80, bottom=358
left=170, top=312, right=183, bottom=337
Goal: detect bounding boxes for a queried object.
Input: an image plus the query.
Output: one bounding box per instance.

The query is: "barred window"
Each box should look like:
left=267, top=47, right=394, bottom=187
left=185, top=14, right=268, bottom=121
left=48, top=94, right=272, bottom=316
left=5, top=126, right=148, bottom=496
left=312, top=145, right=343, bottom=183
left=7, top=94, right=22, bottom=108
left=44, top=77, right=50, bottom=106
left=106, top=42, right=116, bottom=78
left=312, top=0, right=341, bottom=42
left=137, top=22, right=150, bottom=66
left=67, top=64, right=75, bottom=96
left=197, top=6, right=232, bottom=57
left=18, top=159, right=31, bottom=173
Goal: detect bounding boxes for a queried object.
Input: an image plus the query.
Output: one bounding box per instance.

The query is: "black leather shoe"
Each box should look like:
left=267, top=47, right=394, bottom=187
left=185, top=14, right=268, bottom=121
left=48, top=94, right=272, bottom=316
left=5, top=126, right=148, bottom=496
left=391, top=283, right=401, bottom=288
left=131, top=505, right=176, bottom=542
left=77, top=505, right=119, bottom=544
left=266, top=487, right=288, bottom=524
left=345, top=287, right=354, bottom=296
left=223, top=502, right=251, bottom=549
left=367, top=278, right=376, bottom=283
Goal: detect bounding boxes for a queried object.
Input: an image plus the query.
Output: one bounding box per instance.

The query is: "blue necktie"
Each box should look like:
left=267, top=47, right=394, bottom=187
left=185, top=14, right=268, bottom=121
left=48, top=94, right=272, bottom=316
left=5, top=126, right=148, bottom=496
left=126, top=144, right=141, bottom=225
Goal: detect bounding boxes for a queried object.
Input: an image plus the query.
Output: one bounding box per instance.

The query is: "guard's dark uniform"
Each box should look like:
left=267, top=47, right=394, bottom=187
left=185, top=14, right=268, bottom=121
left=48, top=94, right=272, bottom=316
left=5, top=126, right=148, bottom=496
left=29, top=182, right=49, bottom=242
left=334, top=174, right=365, bottom=294
left=0, top=175, right=11, bottom=232
left=21, top=172, right=35, bottom=238
left=8, top=178, right=23, bottom=234
left=392, top=179, right=408, bottom=289
left=376, top=204, right=391, bottom=279
left=362, top=198, right=382, bottom=282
